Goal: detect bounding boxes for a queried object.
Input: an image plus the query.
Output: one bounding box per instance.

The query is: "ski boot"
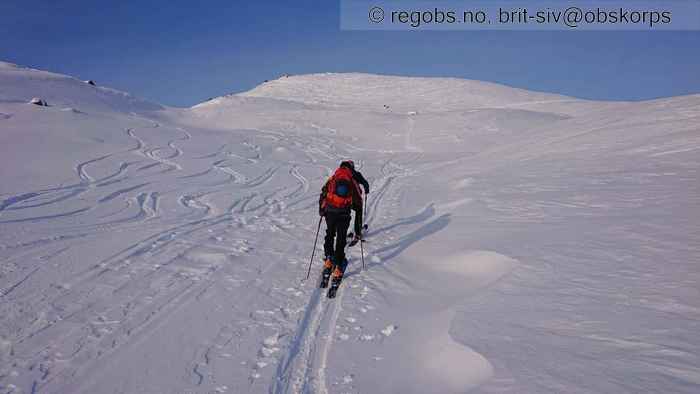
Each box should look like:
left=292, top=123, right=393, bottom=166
left=327, top=260, right=347, bottom=298
left=320, top=256, right=333, bottom=289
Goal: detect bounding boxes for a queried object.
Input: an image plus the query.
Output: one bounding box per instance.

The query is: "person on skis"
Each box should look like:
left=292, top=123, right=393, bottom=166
left=319, top=160, right=367, bottom=289
left=348, top=160, right=370, bottom=196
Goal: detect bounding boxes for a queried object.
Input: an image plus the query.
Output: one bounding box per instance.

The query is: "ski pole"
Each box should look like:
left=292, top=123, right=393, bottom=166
left=360, top=234, right=366, bottom=271
left=360, top=194, right=367, bottom=271
left=305, top=216, right=323, bottom=280
left=362, top=193, right=368, bottom=232
left=363, top=192, right=368, bottom=226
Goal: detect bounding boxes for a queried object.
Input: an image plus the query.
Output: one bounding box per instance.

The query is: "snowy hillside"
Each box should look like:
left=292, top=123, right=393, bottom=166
left=239, top=73, right=573, bottom=111
left=1, top=65, right=699, bottom=394
left=0, top=62, right=163, bottom=114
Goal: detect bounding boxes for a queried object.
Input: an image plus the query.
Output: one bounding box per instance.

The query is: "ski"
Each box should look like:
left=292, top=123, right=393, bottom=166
left=347, top=223, right=368, bottom=240
left=327, top=285, right=338, bottom=298
left=326, top=258, right=348, bottom=298
left=347, top=234, right=367, bottom=247
left=327, top=279, right=340, bottom=298
left=320, top=268, right=331, bottom=288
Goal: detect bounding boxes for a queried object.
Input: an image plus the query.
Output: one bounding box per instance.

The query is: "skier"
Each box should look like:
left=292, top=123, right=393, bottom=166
left=319, top=160, right=367, bottom=294
left=347, top=160, right=370, bottom=195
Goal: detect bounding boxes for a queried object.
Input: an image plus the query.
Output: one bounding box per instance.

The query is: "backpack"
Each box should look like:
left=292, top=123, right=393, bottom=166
left=323, top=167, right=356, bottom=210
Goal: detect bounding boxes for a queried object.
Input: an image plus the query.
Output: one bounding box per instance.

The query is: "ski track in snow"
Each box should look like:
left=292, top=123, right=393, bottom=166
left=4, top=97, right=504, bottom=393
left=2, top=110, right=397, bottom=393
left=2, top=69, right=699, bottom=394
left=270, top=157, right=410, bottom=394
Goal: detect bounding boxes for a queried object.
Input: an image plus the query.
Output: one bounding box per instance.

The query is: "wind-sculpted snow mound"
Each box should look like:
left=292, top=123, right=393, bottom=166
left=0, top=61, right=163, bottom=114
left=346, top=250, right=517, bottom=393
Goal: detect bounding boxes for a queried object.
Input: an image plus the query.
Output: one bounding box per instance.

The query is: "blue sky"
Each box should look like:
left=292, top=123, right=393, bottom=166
left=1, top=0, right=699, bottom=107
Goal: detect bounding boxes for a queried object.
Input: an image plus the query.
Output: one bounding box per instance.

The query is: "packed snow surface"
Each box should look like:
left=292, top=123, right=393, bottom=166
left=1, top=64, right=699, bottom=394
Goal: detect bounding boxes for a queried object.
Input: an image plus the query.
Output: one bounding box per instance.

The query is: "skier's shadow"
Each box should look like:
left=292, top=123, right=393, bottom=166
left=365, top=204, right=435, bottom=238
left=344, top=213, right=451, bottom=279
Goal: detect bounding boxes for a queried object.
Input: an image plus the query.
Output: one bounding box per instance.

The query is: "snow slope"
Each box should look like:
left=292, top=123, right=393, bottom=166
left=0, top=62, right=163, bottom=114
left=1, top=66, right=699, bottom=394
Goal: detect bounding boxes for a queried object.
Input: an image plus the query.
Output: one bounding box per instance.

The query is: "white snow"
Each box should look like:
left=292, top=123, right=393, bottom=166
left=380, top=324, right=396, bottom=337
left=263, top=334, right=279, bottom=348
left=0, top=64, right=699, bottom=394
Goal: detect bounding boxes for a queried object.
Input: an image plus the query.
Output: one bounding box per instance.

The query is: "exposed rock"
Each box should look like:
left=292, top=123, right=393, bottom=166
left=29, top=97, right=48, bottom=106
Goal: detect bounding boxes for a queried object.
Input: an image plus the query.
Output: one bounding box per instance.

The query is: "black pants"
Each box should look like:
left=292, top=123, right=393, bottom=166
left=323, top=211, right=351, bottom=263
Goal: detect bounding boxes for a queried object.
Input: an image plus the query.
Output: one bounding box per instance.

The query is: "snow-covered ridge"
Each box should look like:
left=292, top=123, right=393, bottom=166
left=0, top=61, right=163, bottom=114
left=199, top=72, right=700, bottom=118
left=231, top=72, right=575, bottom=111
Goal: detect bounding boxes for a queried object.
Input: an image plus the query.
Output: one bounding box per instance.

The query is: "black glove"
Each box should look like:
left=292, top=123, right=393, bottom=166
left=363, top=185, right=369, bottom=194
left=319, top=206, right=325, bottom=217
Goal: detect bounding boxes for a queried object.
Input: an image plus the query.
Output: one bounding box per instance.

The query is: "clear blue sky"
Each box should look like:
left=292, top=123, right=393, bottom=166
left=2, top=0, right=699, bottom=107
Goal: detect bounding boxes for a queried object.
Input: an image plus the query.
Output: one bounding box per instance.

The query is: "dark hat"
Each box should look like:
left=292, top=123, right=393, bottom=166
left=340, top=160, right=355, bottom=170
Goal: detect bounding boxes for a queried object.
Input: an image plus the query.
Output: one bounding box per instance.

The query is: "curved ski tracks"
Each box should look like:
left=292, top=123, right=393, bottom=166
left=2, top=104, right=421, bottom=394
left=271, top=159, right=403, bottom=394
